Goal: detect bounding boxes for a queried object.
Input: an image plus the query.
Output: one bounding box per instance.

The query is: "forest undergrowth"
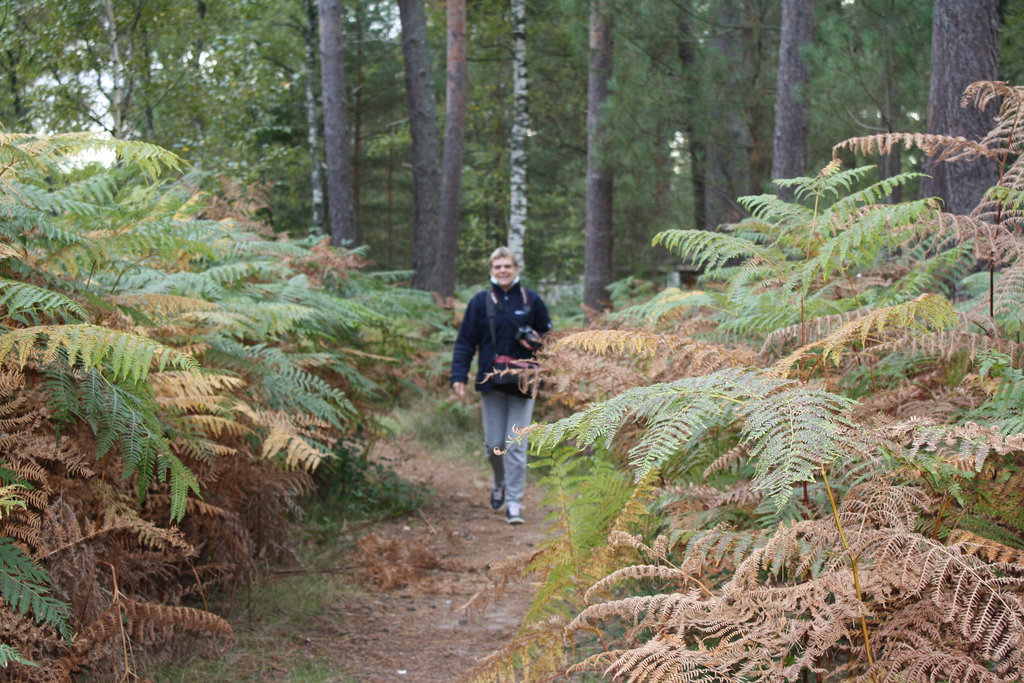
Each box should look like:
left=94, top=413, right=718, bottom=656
left=461, top=81, right=1024, bottom=683
left=4, top=81, right=1024, bottom=683
left=0, top=132, right=449, bottom=680
left=153, top=392, right=551, bottom=682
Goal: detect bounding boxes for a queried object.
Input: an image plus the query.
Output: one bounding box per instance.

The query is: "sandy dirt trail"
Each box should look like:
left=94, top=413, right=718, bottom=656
left=320, top=435, right=545, bottom=682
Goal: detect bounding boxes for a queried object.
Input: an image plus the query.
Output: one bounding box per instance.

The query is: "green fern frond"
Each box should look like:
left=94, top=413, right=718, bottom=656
left=202, top=261, right=294, bottom=287
left=0, top=538, right=72, bottom=640
left=774, top=163, right=877, bottom=202
left=532, top=368, right=856, bottom=510
left=737, top=195, right=815, bottom=234
left=887, top=244, right=973, bottom=301
left=0, top=643, right=37, bottom=668
left=526, top=444, right=637, bottom=622
left=0, top=199, right=90, bottom=253
left=157, top=453, right=201, bottom=522
left=94, top=219, right=224, bottom=265
left=773, top=294, right=956, bottom=376
left=0, top=132, right=181, bottom=186
left=0, top=324, right=197, bottom=381
left=984, top=185, right=1024, bottom=211
left=608, top=288, right=716, bottom=326
left=743, top=389, right=856, bottom=509
left=5, top=178, right=114, bottom=221
left=826, top=171, right=931, bottom=216
left=220, top=301, right=316, bottom=338
left=968, top=352, right=1024, bottom=434
left=652, top=229, right=785, bottom=274
left=0, top=279, right=87, bottom=323
left=0, top=484, right=27, bottom=520
left=207, top=340, right=356, bottom=428
left=785, top=198, right=939, bottom=296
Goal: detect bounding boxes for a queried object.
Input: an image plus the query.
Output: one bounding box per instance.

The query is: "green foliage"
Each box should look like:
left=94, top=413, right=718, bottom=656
left=968, top=350, right=1024, bottom=435
left=531, top=369, right=856, bottom=512
left=0, top=643, right=37, bottom=668
left=0, top=538, right=71, bottom=640
left=0, top=324, right=198, bottom=381
left=525, top=444, right=640, bottom=622
left=305, top=443, right=427, bottom=535
left=519, top=115, right=1024, bottom=677
left=0, top=130, right=448, bottom=672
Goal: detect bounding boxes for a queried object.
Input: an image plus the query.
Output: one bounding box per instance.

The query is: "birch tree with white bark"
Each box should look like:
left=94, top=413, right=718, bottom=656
left=303, top=0, right=325, bottom=233
left=507, top=0, right=528, bottom=272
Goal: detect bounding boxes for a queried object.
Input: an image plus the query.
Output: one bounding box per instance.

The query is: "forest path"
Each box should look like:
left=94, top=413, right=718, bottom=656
left=323, top=434, right=545, bottom=681
left=155, top=407, right=548, bottom=682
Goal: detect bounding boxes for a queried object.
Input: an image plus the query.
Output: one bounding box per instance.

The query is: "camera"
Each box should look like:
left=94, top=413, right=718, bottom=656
left=515, top=325, right=542, bottom=349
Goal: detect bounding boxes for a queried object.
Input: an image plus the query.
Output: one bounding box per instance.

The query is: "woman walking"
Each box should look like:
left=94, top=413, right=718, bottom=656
left=450, top=247, right=552, bottom=524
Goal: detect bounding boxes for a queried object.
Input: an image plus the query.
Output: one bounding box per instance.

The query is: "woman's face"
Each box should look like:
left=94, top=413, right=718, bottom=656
left=489, top=256, right=519, bottom=290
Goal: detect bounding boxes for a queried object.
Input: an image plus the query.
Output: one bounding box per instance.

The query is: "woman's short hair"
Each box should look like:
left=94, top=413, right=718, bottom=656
left=488, top=246, right=519, bottom=268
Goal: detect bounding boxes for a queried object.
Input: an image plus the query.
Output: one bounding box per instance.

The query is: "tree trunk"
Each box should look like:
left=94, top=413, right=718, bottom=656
left=771, top=0, right=813, bottom=191
left=397, top=0, right=441, bottom=291
left=676, top=13, right=706, bottom=232
left=507, top=0, right=528, bottom=272
left=703, top=0, right=751, bottom=230
left=317, top=0, right=357, bottom=246
left=879, top=43, right=901, bottom=203
left=303, top=0, right=325, bottom=234
left=583, top=0, right=614, bottom=316
left=100, top=0, right=133, bottom=139
left=433, top=0, right=468, bottom=298
left=352, top=2, right=364, bottom=222
left=921, top=0, right=999, bottom=216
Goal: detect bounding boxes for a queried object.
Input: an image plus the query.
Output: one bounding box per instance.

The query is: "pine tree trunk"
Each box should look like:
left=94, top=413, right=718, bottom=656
left=433, top=0, right=467, bottom=298
left=397, top=0, right=441, bottom=291
left=676, top=15, right=706, bottom=232
left=303, top=0, right=325, bottom=234
left=771, top=0, right=813, bottom=191
left=317, top=0, right=357, bottom=246
left=879, top=52, right=901, bottom=203
left=507, top=0, right=528, bottom=273
left=921, top=0, right=999, bottom=216
left=703, top=0, right=750, bottom=230
left=352, top=3, right=363, bottom=222
left=583, top=0, right=614, bottom=316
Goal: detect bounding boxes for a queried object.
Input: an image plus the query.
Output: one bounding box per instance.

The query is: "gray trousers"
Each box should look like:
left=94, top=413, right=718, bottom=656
left=480, top=390, right=535, bottom=506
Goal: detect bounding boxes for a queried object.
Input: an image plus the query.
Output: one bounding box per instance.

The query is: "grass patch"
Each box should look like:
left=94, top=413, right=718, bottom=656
left=151, top=572, right=360, bottom=682
left=302, top=439, right=429, bottom=542
left=381, top=393, right=482, bottom=459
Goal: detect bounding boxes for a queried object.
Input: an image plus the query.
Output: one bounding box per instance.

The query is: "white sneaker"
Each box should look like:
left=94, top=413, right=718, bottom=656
left=506, top=502, right=524, bottom=525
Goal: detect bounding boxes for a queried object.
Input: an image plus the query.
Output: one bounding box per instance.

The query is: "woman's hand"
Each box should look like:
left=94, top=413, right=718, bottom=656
left=451, top=381, right=466, bottom=399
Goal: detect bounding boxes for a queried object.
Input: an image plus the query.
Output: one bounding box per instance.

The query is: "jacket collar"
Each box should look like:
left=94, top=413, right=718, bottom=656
left=489, top=280, right=528, bottom=306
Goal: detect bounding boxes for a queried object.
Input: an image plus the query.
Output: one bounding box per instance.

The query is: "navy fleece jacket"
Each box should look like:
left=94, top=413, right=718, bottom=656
left=450, top=282, right=552, bottom=392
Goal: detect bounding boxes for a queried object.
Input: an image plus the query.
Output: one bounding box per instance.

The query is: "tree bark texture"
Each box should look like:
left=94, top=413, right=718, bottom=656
left=584, top=0, right=614, bottom=315
left=317, top=0, right=357, bottom=246
left=303, top=0, right=325, bottom=234
left=397, top=0, right=441, bottom=291
left=507, top=0, right=528, bottom=273
left=702, top=0, right=752, bottom=230
left=434, top=0, right=468, bottom=298
left=100, top=0, right=134, bottom=139
left=676, top=14, right=706, bottom=232
left=921, top=0, right=999, bottom=216
left=771, top=0, right=813, bottom=189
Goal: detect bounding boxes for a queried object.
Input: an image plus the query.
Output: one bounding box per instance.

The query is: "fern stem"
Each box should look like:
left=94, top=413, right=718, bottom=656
left=931, top=493, right=952, bottom=540
left=821, top=467, right=877, bottom=680
left=579, top=625, right=610, bottom=651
